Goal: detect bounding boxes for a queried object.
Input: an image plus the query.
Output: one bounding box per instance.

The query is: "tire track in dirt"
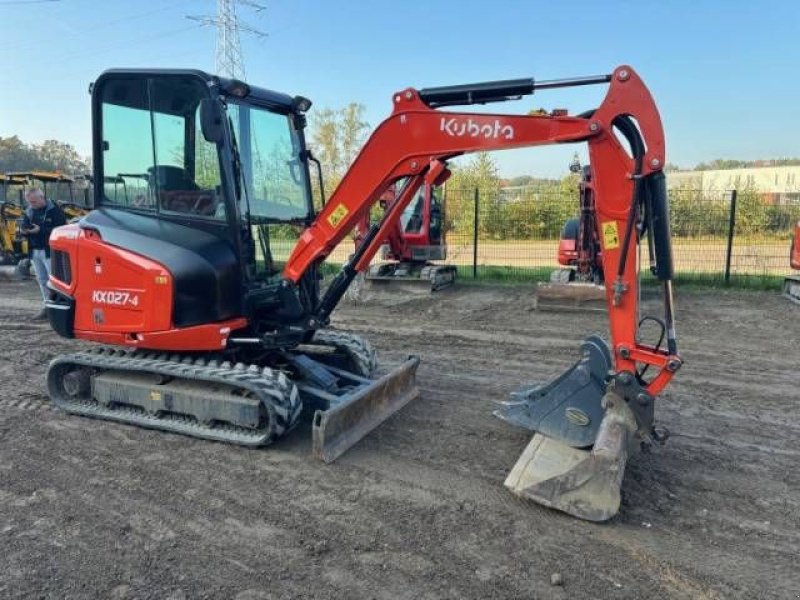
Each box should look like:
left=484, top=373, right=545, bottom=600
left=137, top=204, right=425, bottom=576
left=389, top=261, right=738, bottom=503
left=2, top=281, right=800, bottom=598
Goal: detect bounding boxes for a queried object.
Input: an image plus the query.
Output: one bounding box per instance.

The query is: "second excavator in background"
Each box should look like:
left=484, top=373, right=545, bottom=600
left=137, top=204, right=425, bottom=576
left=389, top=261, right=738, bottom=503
left=534, top=156, right=606, bottom=311
left=784, top=220, right=800, bottom=304
left=0, top=174, right=29, bottom=274
left=355, top=181, right=457, bottom=292
left=4, top=171, right=91, bottom=221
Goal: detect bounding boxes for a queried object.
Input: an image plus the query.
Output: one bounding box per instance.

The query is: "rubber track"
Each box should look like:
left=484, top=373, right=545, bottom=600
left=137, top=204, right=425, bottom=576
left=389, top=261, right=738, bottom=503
left=312, top=330, right=378, bottom=377
left=47, top=348, right=301, bottom=447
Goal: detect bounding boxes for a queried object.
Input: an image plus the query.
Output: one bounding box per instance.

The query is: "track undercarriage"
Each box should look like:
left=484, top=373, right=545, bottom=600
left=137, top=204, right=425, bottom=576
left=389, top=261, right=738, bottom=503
left=366, top=261, right=457, bottom=292
left=47, top=330, right=420, bottom=461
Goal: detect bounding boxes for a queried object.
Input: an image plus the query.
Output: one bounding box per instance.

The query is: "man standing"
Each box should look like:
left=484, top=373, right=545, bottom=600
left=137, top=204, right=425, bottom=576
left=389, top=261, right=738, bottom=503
left=20, top=187, right=66, bottom=320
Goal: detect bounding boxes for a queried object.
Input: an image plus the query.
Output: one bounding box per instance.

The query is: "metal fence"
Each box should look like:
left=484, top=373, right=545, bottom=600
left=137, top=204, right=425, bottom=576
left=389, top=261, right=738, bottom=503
left=434, top=186, right=800, bottom=285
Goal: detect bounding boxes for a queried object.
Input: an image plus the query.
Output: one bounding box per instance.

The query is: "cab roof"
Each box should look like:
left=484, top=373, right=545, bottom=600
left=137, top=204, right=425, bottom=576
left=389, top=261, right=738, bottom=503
left=94, top=68, right=300, bottom=114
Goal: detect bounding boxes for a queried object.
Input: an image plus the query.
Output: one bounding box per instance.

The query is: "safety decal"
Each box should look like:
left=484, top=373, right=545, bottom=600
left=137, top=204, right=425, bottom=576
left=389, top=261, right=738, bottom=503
left=327, top=203, right=349, bottom=228
left=602, top=221, right=620, bottom=250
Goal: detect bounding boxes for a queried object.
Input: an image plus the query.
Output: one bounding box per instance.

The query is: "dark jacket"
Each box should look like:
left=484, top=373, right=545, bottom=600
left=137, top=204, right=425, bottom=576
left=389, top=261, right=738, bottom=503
left=22, top=200, right=67, bottom=257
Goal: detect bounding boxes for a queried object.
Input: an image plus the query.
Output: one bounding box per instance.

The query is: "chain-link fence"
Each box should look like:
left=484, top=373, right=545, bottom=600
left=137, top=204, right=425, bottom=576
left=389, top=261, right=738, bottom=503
left=429, top=186, right=799, bottom=286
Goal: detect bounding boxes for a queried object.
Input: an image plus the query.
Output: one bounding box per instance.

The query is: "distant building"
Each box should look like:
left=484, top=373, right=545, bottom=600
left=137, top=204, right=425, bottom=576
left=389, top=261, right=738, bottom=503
left=668, top=166, right=800, bottom=204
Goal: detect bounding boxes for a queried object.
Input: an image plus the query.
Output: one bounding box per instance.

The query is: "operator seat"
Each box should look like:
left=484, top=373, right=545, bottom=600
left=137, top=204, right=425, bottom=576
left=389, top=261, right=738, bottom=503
left=149, top=165, right=198, bottom=192
left=150, top=165, right=218, bottom=217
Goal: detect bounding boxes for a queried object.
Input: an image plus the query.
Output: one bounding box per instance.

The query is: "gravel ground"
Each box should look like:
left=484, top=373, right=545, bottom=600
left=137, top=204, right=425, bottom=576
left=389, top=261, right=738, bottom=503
left=0, top=279, right=798, bottom=599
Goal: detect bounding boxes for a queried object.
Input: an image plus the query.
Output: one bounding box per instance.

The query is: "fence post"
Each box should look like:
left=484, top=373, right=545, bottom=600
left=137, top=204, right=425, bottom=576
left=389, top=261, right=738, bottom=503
left=724, top=189, right=738, bottom=284
left=472, top=187, right=479, bottom=278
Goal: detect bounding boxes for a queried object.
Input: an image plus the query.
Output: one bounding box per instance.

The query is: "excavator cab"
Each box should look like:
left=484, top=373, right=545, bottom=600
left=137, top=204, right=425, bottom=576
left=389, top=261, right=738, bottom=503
left=46, top=69, right=420, bottom=461
left=78, top=71, right=320, bottom=334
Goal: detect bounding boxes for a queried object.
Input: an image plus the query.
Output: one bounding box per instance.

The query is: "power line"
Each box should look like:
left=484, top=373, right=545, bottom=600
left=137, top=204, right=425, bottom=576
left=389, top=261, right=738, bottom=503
left=56, top=24, right=203, bottom=63
left=187, top=0, right=267, bottom=79
left=0, top=0, right=196, bottom=53
left=0, top=0, right=60, bottom=4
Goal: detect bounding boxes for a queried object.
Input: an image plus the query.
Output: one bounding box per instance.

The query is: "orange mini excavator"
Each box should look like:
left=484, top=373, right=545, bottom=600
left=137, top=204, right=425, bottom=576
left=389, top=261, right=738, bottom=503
left=535, top=156, right=607, bottom=311
left=354, top=182, right=457, bottom=292
left=785, top=220, right=800, bottom=304
left=45, top=66, right=682, bottom=521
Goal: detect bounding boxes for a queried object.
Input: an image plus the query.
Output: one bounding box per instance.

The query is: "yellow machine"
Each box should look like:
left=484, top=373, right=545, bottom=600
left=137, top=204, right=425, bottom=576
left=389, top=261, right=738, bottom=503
left=1, top=172, right=89, bottom=277
left=4, top=171, right=90, bottom=220
left=0, top=174, right=29, bottom=268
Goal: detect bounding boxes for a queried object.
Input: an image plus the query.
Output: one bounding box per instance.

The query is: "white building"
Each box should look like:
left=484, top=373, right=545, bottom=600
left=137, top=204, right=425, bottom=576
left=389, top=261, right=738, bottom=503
left=668, top=166, right=800, bottom=204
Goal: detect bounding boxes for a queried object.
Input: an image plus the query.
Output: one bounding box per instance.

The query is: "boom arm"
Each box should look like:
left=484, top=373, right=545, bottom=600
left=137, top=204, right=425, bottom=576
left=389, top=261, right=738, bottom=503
left=284, top=65, right=682, bottom=397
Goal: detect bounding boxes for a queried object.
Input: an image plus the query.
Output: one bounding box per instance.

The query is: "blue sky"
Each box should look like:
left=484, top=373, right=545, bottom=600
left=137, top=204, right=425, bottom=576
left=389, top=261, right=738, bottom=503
left=1, top=0, right=798, bottom=178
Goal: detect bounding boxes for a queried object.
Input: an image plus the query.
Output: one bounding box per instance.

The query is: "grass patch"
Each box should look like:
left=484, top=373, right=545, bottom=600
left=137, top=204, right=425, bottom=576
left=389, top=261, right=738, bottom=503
left=317, top=261, right=785, bottom=291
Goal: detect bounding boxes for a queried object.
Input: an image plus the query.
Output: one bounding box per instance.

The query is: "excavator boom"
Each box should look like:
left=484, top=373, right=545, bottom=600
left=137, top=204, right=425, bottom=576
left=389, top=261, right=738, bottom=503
left=283, top=66, right=682, bottom=520
left=286, top=66, right=679, bottom=396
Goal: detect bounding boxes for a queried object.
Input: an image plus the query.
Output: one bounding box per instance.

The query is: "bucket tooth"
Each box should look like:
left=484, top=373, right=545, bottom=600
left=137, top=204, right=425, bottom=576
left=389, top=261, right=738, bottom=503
left=505, top=389, right=637, bottom=522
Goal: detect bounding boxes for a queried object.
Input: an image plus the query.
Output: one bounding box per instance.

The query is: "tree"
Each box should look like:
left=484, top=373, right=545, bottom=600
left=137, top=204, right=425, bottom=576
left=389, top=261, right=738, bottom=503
left=0, top=135, right=89, bottom=174
left=445, top=152, right=502, bottom=237
left=34, top=140, right=89, bottom=175
left=309, top=103, right=369, bottom=204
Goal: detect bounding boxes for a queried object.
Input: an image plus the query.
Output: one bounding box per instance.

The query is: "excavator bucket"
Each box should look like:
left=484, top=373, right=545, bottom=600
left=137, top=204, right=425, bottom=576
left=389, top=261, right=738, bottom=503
left=503, top=392, right=637, bottom=521
left=495, top=336, right=640, bottom=521
left=312, top=356, right=420, bottom=462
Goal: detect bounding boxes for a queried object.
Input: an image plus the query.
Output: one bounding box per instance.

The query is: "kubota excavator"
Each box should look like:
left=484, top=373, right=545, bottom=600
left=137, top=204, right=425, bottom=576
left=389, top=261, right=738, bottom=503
left=535, top=156, right=606, bottom=311
left=45, top=65, right=682, bottom=521
left=785, top=221, right=800, bottom=304
left=355, top=182, right=457, bottom=292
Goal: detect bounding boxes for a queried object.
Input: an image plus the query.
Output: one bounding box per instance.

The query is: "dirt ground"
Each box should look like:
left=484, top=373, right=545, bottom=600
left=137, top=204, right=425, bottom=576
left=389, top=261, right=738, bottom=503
left=1, top=279, right=798, bottom=599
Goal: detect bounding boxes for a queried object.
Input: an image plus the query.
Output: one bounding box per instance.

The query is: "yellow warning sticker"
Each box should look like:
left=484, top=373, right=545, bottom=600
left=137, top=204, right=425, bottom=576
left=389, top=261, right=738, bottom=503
left=327, top=203, right=349, bottom=228
left=602, top=221, right=620, bottom=249
left=150, top=391, right=162, bottom=402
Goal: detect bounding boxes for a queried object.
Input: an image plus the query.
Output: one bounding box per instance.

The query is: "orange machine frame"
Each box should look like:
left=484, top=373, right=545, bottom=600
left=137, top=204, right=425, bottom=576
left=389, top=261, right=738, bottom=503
left=284, top=65, right=681, bottom=396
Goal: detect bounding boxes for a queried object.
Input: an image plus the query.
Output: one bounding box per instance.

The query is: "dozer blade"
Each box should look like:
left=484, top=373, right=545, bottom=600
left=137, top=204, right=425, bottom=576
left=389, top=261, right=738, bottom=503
left=504, top=391, right=637, bottom=522
left=784, top=275, right=800, bottom=305
left=534, top=281, right=606, bottom=312
left=312, top=355, right=420, bottom=462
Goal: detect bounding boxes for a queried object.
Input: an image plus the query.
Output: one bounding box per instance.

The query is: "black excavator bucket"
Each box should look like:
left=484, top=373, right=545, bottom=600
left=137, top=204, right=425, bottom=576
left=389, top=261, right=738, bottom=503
left=495, top=335, right=642, bottom=521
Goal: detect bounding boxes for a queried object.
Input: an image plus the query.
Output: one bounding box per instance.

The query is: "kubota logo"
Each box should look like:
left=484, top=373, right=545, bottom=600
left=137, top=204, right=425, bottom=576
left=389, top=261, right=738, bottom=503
left=440, top=117, right=514, bottom=140
left=92, top=290, right=140, bottom=308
